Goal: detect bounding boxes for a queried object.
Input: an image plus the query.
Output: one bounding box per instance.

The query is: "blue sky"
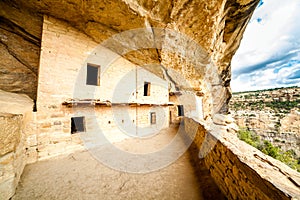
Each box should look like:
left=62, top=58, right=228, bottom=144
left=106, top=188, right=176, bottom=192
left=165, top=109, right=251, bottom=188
left=231, top=0, right=300, bottom=92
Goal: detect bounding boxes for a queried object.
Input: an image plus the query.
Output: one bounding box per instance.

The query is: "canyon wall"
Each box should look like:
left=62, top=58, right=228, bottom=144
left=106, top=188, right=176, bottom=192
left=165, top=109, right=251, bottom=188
left=230, top=87, right=300, bottom=156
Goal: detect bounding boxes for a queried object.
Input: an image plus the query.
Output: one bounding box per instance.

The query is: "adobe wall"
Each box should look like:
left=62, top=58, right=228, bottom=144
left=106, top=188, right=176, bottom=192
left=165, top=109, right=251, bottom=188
left=183, top=117, right=300, bottom=199
left=35, top=16, right=171, bottom=160
left=37, top=16, right=169, bottom=106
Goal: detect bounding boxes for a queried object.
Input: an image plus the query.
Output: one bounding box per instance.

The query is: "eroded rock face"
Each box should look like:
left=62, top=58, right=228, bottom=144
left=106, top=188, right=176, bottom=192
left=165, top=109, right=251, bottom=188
left=230, top=88, right=300, bottom=156
left=0, top=1, right=42, bottom=100
left=0, top=0, right=259, bottom=113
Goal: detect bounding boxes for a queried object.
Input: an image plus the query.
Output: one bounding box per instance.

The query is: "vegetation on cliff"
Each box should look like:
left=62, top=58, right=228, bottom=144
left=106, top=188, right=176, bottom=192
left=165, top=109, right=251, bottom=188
left=238, top=128, right=300, bottom=172
left=231, top=86, right=300, bottom=113
left=232, top=99, right=300, bottom=113
left=231, top=86, right=300, bottom=165
left=232, top=86, right=299, bottom=94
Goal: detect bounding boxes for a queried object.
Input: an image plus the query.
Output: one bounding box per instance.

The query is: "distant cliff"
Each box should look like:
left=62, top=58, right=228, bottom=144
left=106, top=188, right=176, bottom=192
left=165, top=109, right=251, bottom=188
left=230, top=86, right=300, bottom=156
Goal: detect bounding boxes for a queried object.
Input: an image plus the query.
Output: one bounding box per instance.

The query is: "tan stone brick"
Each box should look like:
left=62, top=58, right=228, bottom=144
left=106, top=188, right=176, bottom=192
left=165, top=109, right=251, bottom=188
left=37, top=114, right=48, bottom=120
left=40, top=122, right=51, bottom=128
left=39, top=128, right=52, bottom=133
left=63, top=128, right=70, bottom=133
left=50, top=112, right=64, bottom=118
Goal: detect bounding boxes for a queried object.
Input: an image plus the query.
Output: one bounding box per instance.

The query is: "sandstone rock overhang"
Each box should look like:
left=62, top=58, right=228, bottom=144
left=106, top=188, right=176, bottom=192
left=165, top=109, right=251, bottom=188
left=0, top=0, right=259, bottom=112
left=3, top=1, right=300, bottom=200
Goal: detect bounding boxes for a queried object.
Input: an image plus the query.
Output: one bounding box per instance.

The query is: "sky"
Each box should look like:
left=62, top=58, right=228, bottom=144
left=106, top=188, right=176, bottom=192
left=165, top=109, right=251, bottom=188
left=231, top=0, right=300, bottom=92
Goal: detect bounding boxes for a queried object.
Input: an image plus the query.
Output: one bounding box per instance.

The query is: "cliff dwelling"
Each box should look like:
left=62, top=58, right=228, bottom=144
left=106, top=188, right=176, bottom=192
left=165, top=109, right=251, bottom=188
left=0, top=0, right=300, bottom=200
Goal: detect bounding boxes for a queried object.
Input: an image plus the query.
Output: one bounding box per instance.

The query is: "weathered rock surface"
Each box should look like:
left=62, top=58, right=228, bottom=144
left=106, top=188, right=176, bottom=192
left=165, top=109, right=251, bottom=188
left=0, top=1, right=42, bottom=100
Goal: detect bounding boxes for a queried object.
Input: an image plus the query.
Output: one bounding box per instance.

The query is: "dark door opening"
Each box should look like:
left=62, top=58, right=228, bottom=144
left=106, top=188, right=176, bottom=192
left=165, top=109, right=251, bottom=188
left=33, top=99, right=37, bottom=112
left=144, top=82, right=151, bottom=96
left=71, top=117, right=85, bottom=134
left=150, top=112, right=156, bottom=124
left=177, top=105, right=184, bottom=116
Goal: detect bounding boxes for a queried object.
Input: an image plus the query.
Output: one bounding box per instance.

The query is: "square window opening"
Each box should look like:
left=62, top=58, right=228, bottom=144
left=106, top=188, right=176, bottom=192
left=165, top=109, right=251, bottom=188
left=86, top=64, right=100, bottom=86
left=71, top=116, right=85, bottom=134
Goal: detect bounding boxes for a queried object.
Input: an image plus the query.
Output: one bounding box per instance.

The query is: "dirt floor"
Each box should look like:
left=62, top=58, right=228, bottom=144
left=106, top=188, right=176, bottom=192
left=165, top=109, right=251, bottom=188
left=12, top=126, right=224, bottom=200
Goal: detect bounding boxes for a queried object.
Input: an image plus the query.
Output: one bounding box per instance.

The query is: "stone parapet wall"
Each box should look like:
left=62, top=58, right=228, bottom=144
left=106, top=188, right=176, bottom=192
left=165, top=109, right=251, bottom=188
left=0, top=90, right=33, bottom=200
left=0, top=113, right=24, bottom=200
left=183, top=117, right=300, bottom=199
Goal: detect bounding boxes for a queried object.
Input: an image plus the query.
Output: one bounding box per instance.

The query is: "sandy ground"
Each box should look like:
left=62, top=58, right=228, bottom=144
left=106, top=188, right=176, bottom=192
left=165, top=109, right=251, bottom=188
left=12, top=126, right=224, bottom=200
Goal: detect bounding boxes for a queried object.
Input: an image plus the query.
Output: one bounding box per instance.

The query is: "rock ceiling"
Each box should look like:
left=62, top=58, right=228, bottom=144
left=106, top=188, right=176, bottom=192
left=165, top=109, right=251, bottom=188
left=0, top=0, right=259, bottom=112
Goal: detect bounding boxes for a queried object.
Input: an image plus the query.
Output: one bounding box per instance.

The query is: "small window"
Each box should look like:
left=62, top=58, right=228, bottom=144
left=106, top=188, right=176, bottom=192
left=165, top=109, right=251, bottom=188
left=86, top=64, right=100, bottom=86
left=177, top=105, right=184, bottom=116
left=144, top=82, right=151, bottom=96
left=71, top=117, right=85, bottom=134
left=150, top=112, right=156, bottom=124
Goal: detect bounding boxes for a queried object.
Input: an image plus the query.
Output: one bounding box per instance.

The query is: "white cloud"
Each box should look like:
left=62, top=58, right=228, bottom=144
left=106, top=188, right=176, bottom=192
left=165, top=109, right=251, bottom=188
left=231, top=0, right=300, bottom=92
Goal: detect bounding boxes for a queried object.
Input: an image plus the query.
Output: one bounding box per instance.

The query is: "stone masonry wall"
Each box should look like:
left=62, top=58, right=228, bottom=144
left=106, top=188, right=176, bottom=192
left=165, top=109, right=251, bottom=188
left=36, top=16, right=170, bottom=160
left=36, top=105, right=169, bottom=159
left=37, top=16, right=169, bottom=107
left=0, top=114, right=23, bottom=200
left=183, top=117, right=300, bottom=199
left=0, top=90, right=33, bottom=200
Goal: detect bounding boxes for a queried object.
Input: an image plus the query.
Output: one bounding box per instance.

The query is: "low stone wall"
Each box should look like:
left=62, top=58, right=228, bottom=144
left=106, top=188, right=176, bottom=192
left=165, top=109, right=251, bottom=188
left=183, top=116, right=300, bottom=199
left=0, top=90, right=33, bottom=200
left=35, top=105, right=170, bottom=161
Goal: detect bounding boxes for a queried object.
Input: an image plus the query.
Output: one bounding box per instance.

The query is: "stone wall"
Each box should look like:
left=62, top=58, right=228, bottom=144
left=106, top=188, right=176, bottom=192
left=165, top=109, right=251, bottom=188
left=35, top=105, right=169, bottom=160
left=0, top=90, right=33, bottom=200
left=183, top=117, right=300, bottom=199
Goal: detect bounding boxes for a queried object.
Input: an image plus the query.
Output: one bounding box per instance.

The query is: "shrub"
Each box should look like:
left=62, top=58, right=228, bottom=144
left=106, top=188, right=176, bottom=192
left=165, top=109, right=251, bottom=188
left=237, top=127, right=300, bottom=172
left=260, top=140, right=281, bottom=159
left=237, top=128, right=260, bottom=149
